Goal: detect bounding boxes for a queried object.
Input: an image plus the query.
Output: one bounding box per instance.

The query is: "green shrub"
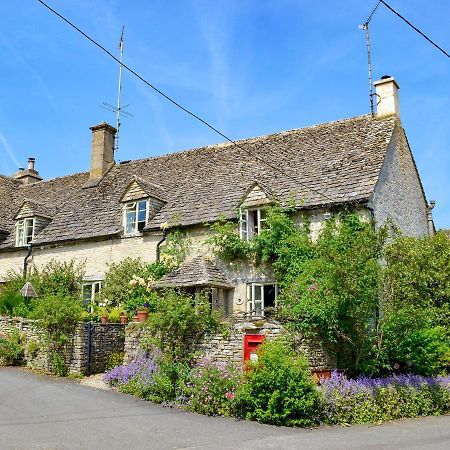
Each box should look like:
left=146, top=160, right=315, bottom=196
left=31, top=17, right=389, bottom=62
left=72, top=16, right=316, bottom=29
left=0, top=330, right=24, bottom=365
left=142, top=289, right=220, bottom=360
left=31, top=294, right=84, bottom=376
left=0, top=291, right=30, bottom=317
left=233, top=339, right=320, bottom=427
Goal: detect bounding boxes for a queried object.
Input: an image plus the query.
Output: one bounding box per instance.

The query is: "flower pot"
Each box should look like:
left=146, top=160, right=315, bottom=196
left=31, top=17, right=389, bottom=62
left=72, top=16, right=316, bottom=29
left=132, top=315, right=140, bottom=323
left=120, top=313, right=128, bottom=324
left=137, top=310, right=149, bottom=323
left=101, top=315, right=108, bottom=325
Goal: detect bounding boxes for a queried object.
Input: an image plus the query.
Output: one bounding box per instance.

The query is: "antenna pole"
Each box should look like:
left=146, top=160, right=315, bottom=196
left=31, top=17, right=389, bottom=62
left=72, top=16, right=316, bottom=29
left=360, top=1, right=381, bottom=116
left=364, top=24, right=375, bottom=116
left=115, top=26, right=125, bottom=153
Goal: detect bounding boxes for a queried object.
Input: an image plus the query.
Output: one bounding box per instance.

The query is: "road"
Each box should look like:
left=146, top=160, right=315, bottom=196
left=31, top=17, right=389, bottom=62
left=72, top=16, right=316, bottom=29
left=0, top=367, right=449, bottom=450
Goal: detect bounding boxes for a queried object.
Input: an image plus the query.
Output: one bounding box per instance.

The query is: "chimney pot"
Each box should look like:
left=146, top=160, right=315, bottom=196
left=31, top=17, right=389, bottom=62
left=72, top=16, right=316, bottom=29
left=28, top=157, right=36, bottom=171
left=374, top=76, right=400, bottom=119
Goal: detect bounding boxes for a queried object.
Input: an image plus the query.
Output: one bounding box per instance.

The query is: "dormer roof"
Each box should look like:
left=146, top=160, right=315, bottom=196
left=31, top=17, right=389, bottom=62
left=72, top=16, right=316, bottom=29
left=119, top=177, right=167, bottom=203
left=14, top=199, right=56, bottom=220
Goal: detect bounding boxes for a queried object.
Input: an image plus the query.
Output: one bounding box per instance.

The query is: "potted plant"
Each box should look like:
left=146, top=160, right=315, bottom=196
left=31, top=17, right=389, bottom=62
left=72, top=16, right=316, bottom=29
left=119, top=312, right=128, bottom=324
left=137, top=305, right=149, bottom=323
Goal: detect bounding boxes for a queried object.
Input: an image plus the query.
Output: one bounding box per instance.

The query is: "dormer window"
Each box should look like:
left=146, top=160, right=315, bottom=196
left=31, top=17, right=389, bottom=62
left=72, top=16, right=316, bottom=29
left=15, top=218, right=34, bottom=247
left=239, top=208, right=267, bottom=241
left=124, top=200, right=148, bottom=235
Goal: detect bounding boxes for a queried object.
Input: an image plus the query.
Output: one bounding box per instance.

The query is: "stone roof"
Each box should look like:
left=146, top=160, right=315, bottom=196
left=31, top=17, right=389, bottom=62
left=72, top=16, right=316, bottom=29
left=155, top=257, right=233, bottom=288
left=0, top=114, right=397, bottom=248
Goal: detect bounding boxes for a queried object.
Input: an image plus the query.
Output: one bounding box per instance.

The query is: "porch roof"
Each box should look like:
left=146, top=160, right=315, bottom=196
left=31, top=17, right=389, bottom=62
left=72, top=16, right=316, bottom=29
left=155, top=257, right=233, bottom=289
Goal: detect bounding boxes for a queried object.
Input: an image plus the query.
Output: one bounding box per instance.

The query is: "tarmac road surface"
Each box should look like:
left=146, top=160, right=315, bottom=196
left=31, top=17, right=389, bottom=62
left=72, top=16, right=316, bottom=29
left=0, top=367, right=449, bottom=450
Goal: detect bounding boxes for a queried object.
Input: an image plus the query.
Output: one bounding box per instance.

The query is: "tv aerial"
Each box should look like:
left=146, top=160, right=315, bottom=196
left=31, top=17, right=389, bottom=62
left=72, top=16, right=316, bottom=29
left=100, top=26, right=134, bottom=153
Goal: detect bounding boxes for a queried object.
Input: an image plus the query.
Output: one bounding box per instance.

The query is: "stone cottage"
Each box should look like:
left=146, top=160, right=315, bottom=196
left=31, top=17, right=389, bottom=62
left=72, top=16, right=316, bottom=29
left=0, top=76, right=433, bottom=319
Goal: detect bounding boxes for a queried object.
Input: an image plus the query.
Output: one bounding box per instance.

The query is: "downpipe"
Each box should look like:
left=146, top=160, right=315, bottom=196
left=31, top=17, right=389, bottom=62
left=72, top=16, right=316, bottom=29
left=23, top=243, right=33, bottom=279
left=156, top=229, right=168, bottom=262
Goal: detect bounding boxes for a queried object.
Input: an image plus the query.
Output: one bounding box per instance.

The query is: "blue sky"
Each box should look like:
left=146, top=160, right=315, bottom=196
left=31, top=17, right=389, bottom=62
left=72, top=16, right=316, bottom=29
left=1, top=0, right=449, bottom=228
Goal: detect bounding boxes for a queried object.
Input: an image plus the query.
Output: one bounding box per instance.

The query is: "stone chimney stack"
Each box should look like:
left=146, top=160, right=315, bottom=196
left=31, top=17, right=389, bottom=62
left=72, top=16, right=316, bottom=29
left=374, top=75, right=400, bottom=119
left=89, top=122, right=116, bottom=179
left=13, top=157, right=43, bottom=185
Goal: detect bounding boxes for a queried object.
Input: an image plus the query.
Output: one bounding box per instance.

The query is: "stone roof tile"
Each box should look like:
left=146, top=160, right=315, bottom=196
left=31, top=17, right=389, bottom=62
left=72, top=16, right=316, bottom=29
left=0, top=115, right=397, bottom=248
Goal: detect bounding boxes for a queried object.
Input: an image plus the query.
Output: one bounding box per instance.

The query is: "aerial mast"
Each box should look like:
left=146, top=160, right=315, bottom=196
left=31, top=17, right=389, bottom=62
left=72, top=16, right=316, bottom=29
left=115, top=25, right=125, bottom=152
left=359, top=1, right=381, bottom=116
left=101, top=26, right=133, bottom=153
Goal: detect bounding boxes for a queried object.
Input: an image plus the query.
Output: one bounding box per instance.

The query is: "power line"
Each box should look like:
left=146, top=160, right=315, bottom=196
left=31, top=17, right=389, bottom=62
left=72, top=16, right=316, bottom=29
left=35, top=0, right=335, bottom=204
left=364, top=1, right=381, bottom=26
left=380, top=0, right=450, bottom=59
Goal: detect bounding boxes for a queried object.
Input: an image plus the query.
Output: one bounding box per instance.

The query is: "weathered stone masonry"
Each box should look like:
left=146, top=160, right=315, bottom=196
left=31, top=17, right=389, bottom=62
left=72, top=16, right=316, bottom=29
left=0, top=317, right=125, bottom=374
left=124, top=319, right=336, bottom=371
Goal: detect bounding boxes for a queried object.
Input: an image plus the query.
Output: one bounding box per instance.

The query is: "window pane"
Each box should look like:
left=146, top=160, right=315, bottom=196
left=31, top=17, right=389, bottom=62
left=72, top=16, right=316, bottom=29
left=126, top=211, right=136, bottom=233
left=254, top=284, right=262, bottom=302
left=246, top=284, right=253, bottom=311
left=138, top=207, right=147, bottom=223
left=240, top=209, right=248, bottom=240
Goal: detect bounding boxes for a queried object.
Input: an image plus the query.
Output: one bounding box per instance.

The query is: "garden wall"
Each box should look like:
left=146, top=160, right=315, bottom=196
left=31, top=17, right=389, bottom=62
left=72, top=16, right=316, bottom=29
left=0, top=317, right=125, bottom=375
left=124, top=318, right=336, bottom=371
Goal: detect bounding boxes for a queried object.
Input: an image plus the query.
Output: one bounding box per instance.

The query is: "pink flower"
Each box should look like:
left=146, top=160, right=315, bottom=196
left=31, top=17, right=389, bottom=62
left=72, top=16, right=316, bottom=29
left=225, top=392, right=235, bottom=400
left=307, top=282, right=318, bottom=292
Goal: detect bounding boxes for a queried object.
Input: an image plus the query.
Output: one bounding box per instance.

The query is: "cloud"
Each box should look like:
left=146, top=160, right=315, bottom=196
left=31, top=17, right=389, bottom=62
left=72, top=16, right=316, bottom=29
left=191, top=1, right=235, bottom=128
left=0, top=130, right=20, bottom=170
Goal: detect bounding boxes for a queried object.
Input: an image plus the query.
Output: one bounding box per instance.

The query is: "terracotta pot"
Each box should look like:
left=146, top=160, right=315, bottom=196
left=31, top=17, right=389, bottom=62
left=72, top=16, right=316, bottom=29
left=137, top=310, right=149, bottom=323
left=120, top=313, right=128, bottom=324
left=132, top=315, right=140, bottom=323
left=101, top=315, right=108, bottom=325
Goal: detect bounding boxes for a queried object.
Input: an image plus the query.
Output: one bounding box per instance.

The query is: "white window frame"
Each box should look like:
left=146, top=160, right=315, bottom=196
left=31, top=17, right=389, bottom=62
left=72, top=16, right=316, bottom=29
left=82, top=281, right=102, bottom=311
left=246, top=283, right=278, bottom=317
left=15, top=218, right=35, bottom=247
left=123, top=199, right=149, bottom=235
left=239, top=208, right=267, bottom=241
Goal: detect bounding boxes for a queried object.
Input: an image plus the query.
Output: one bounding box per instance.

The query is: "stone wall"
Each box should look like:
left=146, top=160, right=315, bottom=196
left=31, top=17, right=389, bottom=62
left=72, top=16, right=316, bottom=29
left=124, top=318, right=336, bottom=371
left=370, top=124, right=429, bottom=237
left=0, top=317, right=125, bottom=375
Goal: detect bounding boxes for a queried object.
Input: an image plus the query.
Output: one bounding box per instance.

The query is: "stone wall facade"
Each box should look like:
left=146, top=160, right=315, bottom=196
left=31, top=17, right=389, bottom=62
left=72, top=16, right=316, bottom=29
left=124, top=318, right=336, bottom=371
left=370, top=124, right=429, bottom=237
left=0, top=317, right=125, bottom=375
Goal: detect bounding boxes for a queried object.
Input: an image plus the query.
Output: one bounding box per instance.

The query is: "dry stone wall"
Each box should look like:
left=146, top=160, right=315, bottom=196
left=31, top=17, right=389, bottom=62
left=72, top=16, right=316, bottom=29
left=124, top=318, right=336, bottom=371
left=0, top=317, right=125, bottom=374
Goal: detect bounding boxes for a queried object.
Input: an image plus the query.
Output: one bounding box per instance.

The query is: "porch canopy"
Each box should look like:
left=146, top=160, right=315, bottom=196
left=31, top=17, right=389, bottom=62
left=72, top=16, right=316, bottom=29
left=155, top=256, right=233, bottom=289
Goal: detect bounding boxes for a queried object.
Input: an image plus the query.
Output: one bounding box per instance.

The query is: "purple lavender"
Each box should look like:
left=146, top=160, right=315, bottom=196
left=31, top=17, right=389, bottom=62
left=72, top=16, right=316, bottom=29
left=104, top=354, right=159, bottom=386
left=319, top=371, right=450, bottom=424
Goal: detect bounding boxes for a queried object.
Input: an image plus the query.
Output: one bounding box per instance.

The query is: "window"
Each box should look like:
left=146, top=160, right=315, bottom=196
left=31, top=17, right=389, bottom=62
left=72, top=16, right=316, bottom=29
left=124, top=200, right=148, bottom=235
left=82, top=281, right=102, bottom=311
left=246, top=283, right=278, bottom=316
left=15, top=218, right=34, bottom=247
left=239, top=208, right=267, bottom=240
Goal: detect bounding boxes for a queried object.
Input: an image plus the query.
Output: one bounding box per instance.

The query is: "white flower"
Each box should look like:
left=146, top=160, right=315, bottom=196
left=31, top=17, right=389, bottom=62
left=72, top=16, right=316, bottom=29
left=129, top=279, right=138, bottom=286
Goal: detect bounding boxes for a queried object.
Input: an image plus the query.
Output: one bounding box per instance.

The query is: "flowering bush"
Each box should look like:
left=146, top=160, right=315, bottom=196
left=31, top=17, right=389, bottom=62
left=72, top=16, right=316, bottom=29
left=104, top=354, right=160, bottom=398
left=103, top=353, right=191, bottom=404
left=185, top=358, right=240, bottom=416
left=320, top=371, right=450, bottom=424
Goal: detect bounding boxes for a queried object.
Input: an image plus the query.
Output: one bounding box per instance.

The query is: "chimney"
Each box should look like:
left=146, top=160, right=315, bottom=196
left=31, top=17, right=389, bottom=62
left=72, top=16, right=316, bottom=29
left=89, top=122, right=116, bottom=179
left=374, top=75, right=400, bottom=119
left=13, top=157, right=43, bottom=185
